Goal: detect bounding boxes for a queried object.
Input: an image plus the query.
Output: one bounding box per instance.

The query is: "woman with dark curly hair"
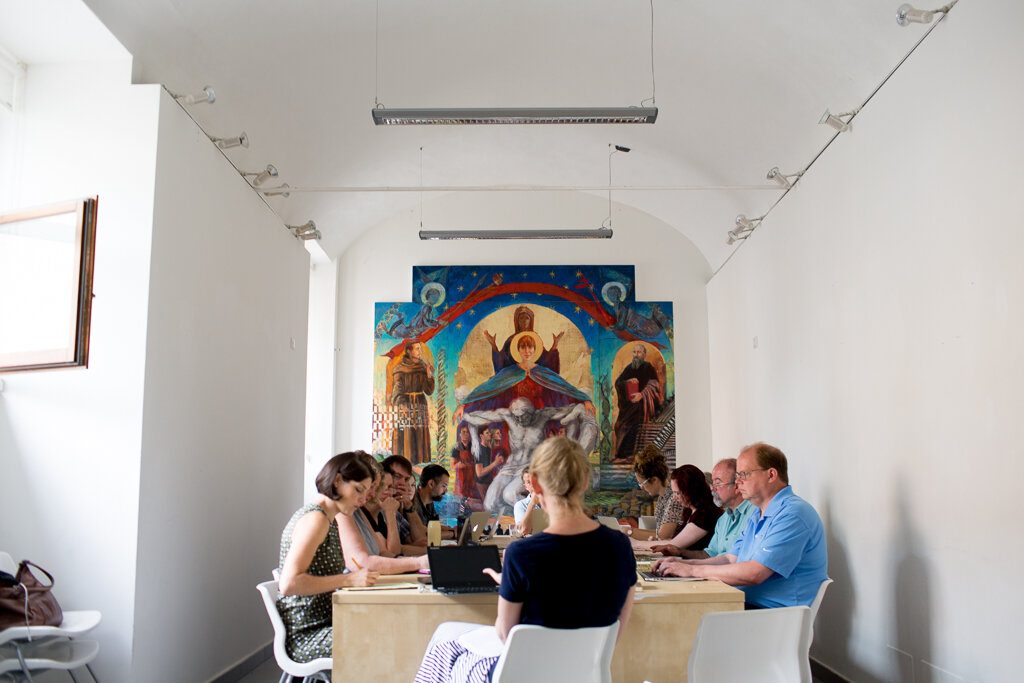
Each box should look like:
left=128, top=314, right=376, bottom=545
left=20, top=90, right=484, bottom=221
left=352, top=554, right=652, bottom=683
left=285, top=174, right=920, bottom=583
left=646, top=464, right=723, bottom=556
left=631, top=445, right=684, bottom=544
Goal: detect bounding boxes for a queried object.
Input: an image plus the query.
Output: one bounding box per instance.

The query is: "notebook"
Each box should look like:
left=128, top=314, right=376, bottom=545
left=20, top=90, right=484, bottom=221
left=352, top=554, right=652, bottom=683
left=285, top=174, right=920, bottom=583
left=427, top=545, right=502, bottom=594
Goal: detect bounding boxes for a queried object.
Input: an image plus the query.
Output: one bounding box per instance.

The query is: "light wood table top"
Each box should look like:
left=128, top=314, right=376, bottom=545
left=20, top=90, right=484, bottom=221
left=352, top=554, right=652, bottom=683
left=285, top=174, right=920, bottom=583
left=332, top=572, right=742, bottom=682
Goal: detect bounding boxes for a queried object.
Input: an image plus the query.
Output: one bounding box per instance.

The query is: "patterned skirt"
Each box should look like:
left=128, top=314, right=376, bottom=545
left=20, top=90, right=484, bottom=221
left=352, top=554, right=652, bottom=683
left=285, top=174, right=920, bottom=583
left=413, top=622, right=502, bottom=683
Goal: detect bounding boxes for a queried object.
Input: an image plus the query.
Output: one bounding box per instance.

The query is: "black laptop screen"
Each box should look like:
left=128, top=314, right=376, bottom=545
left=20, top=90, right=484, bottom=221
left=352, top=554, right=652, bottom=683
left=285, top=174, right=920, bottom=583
left=427, top=546, right=502, bottom=590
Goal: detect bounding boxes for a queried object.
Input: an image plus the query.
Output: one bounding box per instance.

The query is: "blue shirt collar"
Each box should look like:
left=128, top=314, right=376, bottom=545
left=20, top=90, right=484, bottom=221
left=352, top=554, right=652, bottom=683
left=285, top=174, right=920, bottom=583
left=760, top=485, right=794, bottom=519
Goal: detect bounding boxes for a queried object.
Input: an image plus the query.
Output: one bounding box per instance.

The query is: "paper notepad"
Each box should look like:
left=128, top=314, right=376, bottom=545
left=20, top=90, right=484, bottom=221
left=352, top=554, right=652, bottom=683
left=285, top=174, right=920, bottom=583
left=340, top=582, right=420, bottom=591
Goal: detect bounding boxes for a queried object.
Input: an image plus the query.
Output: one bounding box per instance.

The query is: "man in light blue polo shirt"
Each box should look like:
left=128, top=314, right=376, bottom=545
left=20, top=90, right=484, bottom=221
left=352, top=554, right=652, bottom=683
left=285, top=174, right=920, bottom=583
left=651, top=457, right=754, bottom=560
left=653, top=443, right=827, bottom=608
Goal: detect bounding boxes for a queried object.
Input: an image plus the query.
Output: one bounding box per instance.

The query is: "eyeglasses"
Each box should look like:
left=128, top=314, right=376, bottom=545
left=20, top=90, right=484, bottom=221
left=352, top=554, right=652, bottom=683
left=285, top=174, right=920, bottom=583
left=735, top=469, right=767, bottom=481
left=710, top=480, right=736, bottom=489
left=636, top=476, right=653, bottom=488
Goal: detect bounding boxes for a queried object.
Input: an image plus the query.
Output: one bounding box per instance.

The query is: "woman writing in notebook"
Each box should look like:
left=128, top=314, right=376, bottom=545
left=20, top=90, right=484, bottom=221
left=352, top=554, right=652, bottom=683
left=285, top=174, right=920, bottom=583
left=630, top=444, right=685, bottom=543
left=277, top=451, right=381, bottom=663
left=636, top=464, right=723, bottom=555
left=414, top=436, right=637, bottom=683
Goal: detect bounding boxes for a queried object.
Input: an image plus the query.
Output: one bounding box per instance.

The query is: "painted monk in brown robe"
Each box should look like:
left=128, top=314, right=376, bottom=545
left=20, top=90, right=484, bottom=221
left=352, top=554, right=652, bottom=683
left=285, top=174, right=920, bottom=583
left=391, top=341, right=435, bottom=465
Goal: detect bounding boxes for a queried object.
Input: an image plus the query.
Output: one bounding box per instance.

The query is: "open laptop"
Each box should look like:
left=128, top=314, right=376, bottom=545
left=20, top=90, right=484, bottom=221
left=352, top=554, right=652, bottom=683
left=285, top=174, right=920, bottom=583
left=426, top=545, right=502, bottom=594
left=596, top=515, right=621, bottom=531
left=457, top=510, right=501, bottom=546
left=458, top=511, right=497, bottom=544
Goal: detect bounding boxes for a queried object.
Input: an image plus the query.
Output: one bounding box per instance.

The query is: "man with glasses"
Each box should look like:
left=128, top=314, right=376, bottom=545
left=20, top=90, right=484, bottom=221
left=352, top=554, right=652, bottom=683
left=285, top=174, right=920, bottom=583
left=652, top=442, right=827, bottom=609
left=652, top=458, right=754, bottom=559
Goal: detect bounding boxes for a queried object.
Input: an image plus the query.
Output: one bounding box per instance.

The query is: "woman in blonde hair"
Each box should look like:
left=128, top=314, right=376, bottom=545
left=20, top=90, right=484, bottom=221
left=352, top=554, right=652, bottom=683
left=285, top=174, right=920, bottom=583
left=414, top=436, right=637, bottom=683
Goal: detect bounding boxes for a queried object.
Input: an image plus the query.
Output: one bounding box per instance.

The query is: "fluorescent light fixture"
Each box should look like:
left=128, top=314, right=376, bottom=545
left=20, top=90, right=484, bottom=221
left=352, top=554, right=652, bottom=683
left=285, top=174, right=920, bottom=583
left=212, top=131, right=248, bottom=149
left=419, top=228, right=613, bottom=240
left=373, top=107, right=658, bottom=126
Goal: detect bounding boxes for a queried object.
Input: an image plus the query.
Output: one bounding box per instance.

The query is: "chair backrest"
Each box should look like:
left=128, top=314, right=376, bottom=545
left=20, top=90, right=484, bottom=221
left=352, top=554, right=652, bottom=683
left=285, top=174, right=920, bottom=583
left=492, top=622, right=619, bottom=683
left=808, top=577, right=832, bottom=623
left=688, top=606, right=810, bottom=683
left=801, top=578, right=833, bottom=662
left=256, top=580, right=331, bottom=678
left=0, top=551, right=16, bottom=575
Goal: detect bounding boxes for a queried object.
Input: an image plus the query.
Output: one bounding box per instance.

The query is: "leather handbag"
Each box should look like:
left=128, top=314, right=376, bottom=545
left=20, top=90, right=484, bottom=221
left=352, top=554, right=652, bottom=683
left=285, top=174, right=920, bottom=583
left=0, top=560, right=64, bottom=630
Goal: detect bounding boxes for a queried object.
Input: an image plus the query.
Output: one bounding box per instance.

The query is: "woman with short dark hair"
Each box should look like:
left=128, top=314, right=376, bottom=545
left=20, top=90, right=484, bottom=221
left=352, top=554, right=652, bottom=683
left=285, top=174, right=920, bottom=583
left=631, top=444, right=684, bottom=543
left=277, top=451, right=380, bottom=663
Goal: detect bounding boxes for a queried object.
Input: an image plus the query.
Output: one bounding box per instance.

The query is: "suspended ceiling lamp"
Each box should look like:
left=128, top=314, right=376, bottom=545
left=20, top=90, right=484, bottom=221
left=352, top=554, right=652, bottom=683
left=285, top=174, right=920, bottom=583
left=372, top=106, right=658, bottom=126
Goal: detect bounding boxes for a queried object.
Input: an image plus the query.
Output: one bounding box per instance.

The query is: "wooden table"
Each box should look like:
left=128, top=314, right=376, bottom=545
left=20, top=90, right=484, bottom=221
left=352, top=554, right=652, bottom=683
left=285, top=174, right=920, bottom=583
left=332, top=573, right=743, bottom=682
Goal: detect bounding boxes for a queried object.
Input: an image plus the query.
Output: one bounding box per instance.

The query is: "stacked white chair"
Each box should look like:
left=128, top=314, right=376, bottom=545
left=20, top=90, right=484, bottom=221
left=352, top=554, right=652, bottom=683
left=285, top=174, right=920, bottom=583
left=0, top=552, right=102, bottom=682
left=256, top=580, right=331, bottom=683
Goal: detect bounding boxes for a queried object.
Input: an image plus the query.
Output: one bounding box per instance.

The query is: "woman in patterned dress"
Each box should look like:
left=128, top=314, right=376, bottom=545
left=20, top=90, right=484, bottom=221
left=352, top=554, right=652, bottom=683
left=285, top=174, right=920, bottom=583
left=277, top=451, right=381, bottom=663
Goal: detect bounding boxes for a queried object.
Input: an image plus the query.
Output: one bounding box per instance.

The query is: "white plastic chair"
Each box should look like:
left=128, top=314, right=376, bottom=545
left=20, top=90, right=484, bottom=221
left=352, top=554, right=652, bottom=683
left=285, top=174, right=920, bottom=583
left=256, top=580, right=331, bottom=683
left=491, top=622, right=619, bottom=683
left=687, top=606, right=811, bottom=683
left=0, top=552, right=102, bottom=682
left=801, top=578, right=833, bottom=660
left=0, top=639, right=100, bottom=682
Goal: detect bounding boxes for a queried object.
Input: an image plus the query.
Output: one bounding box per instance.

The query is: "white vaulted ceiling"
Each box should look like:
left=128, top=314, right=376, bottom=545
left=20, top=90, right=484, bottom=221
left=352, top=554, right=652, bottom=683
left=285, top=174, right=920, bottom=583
left=20, top=0, right=940, bottom=270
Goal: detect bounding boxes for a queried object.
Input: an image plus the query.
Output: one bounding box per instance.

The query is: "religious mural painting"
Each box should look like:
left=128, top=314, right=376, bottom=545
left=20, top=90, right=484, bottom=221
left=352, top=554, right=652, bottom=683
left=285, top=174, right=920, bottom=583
left=372, top=265, right=676, bottom=518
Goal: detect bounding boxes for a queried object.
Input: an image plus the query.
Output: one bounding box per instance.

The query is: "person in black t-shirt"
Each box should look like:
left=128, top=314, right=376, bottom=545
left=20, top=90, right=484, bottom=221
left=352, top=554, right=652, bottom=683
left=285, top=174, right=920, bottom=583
left=414, top=436, right=636, bottom=683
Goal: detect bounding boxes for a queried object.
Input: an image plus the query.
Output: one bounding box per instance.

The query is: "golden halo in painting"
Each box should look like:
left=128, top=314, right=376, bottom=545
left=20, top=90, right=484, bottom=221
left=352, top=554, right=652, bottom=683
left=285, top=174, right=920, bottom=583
left=509, top=331, right=544, bottom=363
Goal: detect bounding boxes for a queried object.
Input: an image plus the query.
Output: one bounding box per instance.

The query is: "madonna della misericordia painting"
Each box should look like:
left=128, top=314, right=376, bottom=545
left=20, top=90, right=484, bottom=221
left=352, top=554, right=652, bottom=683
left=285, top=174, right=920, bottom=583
left=372, top=265, right=676, bottom=518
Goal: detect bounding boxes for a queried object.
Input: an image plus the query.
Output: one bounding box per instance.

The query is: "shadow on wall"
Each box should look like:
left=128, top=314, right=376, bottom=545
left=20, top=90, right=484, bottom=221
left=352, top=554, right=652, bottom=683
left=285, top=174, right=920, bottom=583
left=892, top=482, right=933, bottom=683
left=0, top=398, right=47, bottom=550
left=816, top=495, right=886, bottom=683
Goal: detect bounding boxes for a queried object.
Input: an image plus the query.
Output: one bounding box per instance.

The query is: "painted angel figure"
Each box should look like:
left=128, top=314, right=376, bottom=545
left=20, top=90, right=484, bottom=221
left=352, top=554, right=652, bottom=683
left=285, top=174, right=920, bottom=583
left=387, top=283, right=445, bottom=339
left=602, top=281, right=671, bottom=340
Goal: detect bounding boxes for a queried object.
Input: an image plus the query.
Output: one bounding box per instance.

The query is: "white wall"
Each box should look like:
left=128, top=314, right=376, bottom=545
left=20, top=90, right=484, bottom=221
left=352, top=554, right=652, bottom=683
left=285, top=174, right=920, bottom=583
left=304, top=254, right=338, bottom=501
left=0, top=60, right=159, bottom=682
left=330, top=191, right=714, bottom=476
left=129, top=91, right=310, bottom=682
left=707, top=4, right=1022, bottom=681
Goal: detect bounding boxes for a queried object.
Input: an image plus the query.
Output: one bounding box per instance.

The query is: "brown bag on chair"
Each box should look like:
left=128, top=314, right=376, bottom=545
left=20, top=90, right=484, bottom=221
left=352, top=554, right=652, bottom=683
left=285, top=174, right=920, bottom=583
left=0, top=560, right=64, bottom=630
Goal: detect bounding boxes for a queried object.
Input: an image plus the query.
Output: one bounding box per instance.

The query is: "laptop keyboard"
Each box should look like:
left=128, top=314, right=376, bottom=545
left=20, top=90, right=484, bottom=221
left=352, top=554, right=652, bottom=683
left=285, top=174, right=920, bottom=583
left=437, top=585, right=499, bottom=594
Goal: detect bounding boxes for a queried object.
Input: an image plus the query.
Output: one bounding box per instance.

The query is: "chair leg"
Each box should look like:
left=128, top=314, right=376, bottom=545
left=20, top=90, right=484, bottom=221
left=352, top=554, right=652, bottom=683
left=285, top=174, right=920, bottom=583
left=84, top=663, right=100, bottom=682
left=67, top=671, right=80, bottom=683
left=12, top=643, right=35, bottom=683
